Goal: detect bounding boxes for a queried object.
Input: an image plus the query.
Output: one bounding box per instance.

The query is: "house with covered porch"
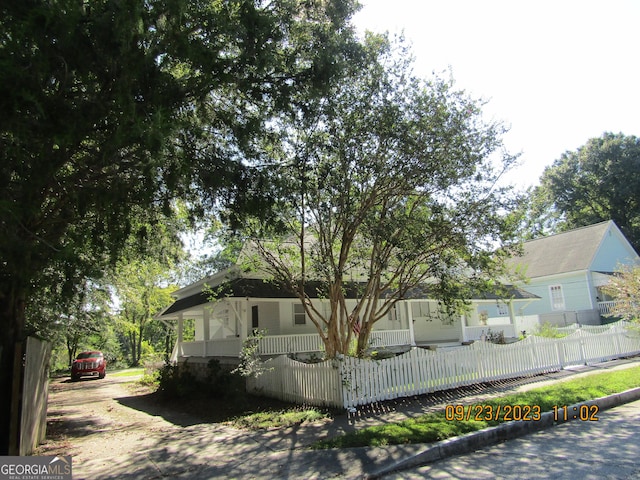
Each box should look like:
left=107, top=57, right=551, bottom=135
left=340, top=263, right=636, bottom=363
left=157, top=266, right=539, bottom=365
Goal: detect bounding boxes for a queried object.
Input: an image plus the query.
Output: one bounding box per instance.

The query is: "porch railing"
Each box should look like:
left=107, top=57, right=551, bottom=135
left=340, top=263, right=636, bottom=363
left=176, top=329, right=413, bottom=359
left=258, top=334, right=324, bottom=356
left=598, top=301, right=617, bottom=316
left=369, top=329, right=412, bottom=348
left=463, top=324, right=517, bottom=342
left=258, top=329, right=412, bottom=356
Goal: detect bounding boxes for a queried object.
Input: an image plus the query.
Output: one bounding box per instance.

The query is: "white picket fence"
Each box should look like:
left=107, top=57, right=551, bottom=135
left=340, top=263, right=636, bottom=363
left=556, top=323, right=616, bottom=335
left=247, top=322, right=640, bottom=409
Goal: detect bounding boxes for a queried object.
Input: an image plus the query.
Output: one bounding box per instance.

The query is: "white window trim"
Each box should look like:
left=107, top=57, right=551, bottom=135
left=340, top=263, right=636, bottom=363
left=293, top=303, right=307, bottom=325
left=549, top=285, right=566, bottom=311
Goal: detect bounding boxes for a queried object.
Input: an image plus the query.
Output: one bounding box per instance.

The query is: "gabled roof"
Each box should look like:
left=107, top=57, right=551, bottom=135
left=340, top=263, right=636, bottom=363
left=509, top=220, right=616, bottom=278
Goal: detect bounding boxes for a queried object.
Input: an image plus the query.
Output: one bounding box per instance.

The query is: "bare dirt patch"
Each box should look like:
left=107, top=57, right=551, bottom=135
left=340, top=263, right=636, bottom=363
left=35, top=375, right=170, bottom=460
left=35, top=372, right=316, bottom=464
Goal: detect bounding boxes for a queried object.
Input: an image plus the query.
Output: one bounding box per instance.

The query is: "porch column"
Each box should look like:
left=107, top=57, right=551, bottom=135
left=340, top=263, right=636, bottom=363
left=177, top=314, right=184, bottom=342
left=460, top=313, right=468, bottom=342
left=202, top=306, right=210, bottom=357
left=508, top=301, right=517, bottom=336
left=406, top=301, right=415, bottom=346
left=177, top=313, right=184, bottom=358
left=239, top=299, right=248, bottom=341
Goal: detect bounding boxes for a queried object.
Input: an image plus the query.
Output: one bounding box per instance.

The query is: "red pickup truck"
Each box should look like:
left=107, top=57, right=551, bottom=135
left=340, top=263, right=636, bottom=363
left=71, top=351, right=107, bottom=381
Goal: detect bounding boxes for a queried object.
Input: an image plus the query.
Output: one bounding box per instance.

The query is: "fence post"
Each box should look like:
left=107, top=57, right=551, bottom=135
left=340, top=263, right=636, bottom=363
left=578, top=330, right=587, bottom=365
left=9, top=341, right=25, bottom=455
left=339, top=356, right=351, bottom=409
left=475, top=344, right=485, bottom=380
left=556, top=339, right=565, bottom=369
left=612, top=326, right=622, bottom=356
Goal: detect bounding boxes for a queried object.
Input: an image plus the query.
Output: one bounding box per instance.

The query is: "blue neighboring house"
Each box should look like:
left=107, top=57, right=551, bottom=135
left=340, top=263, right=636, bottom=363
left=509, top=220, right=639, bottom=326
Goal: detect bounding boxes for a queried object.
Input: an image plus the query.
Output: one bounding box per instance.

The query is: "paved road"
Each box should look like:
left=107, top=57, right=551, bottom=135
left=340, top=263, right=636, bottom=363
left=381, top=399, right=640, bottom=479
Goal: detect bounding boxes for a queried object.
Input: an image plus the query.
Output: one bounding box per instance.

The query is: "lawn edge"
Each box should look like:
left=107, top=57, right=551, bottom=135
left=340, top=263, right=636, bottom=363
left=365, top=386, right=640, bottom=480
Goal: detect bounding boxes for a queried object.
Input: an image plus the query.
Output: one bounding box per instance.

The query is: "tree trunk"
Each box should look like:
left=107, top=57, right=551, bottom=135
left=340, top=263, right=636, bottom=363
left=136, top=323, right=144, bottom=366
left=128, top=331, right=137, bottom=367
left=66, top=343, right=73, bottom=368
left=0, top=282, right=27, bottom=454
left=66, top=335, right=79, bottom=367
left=164, top=324, right=173, bottom=364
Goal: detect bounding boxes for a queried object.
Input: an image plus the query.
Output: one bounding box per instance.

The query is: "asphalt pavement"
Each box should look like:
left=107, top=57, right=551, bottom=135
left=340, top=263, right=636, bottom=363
left=379, top=398, right=640, bottom=479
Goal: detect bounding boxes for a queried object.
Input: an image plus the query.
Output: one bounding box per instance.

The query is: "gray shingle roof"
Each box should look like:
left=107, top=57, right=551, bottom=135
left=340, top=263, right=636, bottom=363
left=160, top=278, right=537, bottom=317
left=510, top=221, right=612, bottom=278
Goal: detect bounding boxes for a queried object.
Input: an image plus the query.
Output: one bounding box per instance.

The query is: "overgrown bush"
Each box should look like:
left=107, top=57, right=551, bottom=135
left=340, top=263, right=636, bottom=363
left=486, top=329, right=506, bottom=344
left=139, top=369, right=160, bottom=387
left=154, top=359, right=245, bottom=400
left=534, top=322, right=567, bottom=338
left=157, top=362, right=199, bottom=398
left=233, top=329, right=272, bottom=378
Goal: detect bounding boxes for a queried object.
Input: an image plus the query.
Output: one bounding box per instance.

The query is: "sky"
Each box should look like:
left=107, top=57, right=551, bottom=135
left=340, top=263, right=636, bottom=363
left=352, top=0, right=640, bottom=188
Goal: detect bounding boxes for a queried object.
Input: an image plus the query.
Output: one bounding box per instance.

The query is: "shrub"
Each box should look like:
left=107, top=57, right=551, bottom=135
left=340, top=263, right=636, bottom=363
left=233, top=329, right=272, bottom=378
left=534, top=322, right=566, bottom=338
left=157, top=361, right=198, bottom=399
left=485, top=329, right=506, bottom=344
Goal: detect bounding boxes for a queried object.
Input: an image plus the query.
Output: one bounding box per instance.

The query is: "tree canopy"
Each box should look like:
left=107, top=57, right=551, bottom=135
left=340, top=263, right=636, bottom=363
left=233, top=36, right=522, bottom=357
left=0, top=0, right=360, bottom=454
left=523, top=133, right=640, bottom=250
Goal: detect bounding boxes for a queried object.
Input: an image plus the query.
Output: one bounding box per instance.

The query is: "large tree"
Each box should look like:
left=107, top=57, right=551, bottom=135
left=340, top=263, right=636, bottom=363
left=234, top=35, right=521, bottom=357
left=524, top=133, right=640, bottom=250
left=0, top=0, right=359, bottom=453
left=27, top=277, right=112, bottom=367
left=112, top=258, right=176, bottom=367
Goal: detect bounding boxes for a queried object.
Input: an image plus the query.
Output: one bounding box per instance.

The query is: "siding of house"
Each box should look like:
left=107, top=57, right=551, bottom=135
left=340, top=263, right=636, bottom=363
left=247, top=298, right=385, bottom=337
left=517, top=273, right=591, bottom=315
left=590, top=226, right=638, bottom=272
left=410, top=301, right=462, bottom=343
left=249, top=301, right=281, bottom=334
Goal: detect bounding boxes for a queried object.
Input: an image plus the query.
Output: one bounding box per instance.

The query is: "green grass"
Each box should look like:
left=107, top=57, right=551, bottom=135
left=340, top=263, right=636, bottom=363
left=231, top=408, right=329, bottom=430
left=312, top=365, right=640, bottom=449
left=110, top=367, right=145, bottom=377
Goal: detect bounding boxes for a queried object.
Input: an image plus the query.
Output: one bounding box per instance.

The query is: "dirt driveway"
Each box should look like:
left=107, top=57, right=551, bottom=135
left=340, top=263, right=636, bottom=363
left=35, top=372, right=455, bottom=479
left=36, top=375, right=253, bottom=478
left=34, top=374, right=362, bottom=479
left=38, top=376, right=170, bottom=459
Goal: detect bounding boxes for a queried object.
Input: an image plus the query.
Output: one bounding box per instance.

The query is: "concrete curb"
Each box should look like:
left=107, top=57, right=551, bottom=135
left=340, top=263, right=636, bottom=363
left=365, top=386, right=640, bottom=479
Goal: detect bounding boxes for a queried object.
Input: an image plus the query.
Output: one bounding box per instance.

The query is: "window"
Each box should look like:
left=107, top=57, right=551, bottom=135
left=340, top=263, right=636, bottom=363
left=549, top=285, right=565, bottom=311
left=251, top=305, right=259, bottom=329
left=293, top=303, right=306, bottom=325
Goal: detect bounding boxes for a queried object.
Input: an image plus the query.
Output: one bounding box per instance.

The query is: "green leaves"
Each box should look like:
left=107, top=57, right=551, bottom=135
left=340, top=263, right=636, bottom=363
left=526, top=132, right=640, bottom=250
left=242, top=34, right=520, bottom=357
left=602, top=264, right=640, bottom=323
left=0, top=0, right=360, bottom=308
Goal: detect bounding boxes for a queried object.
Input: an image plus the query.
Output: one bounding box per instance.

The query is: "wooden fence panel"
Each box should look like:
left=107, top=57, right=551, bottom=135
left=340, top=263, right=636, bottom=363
left=248, top=321, right=640, bottom=409
left=20, top=337, right=51, bottom=455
